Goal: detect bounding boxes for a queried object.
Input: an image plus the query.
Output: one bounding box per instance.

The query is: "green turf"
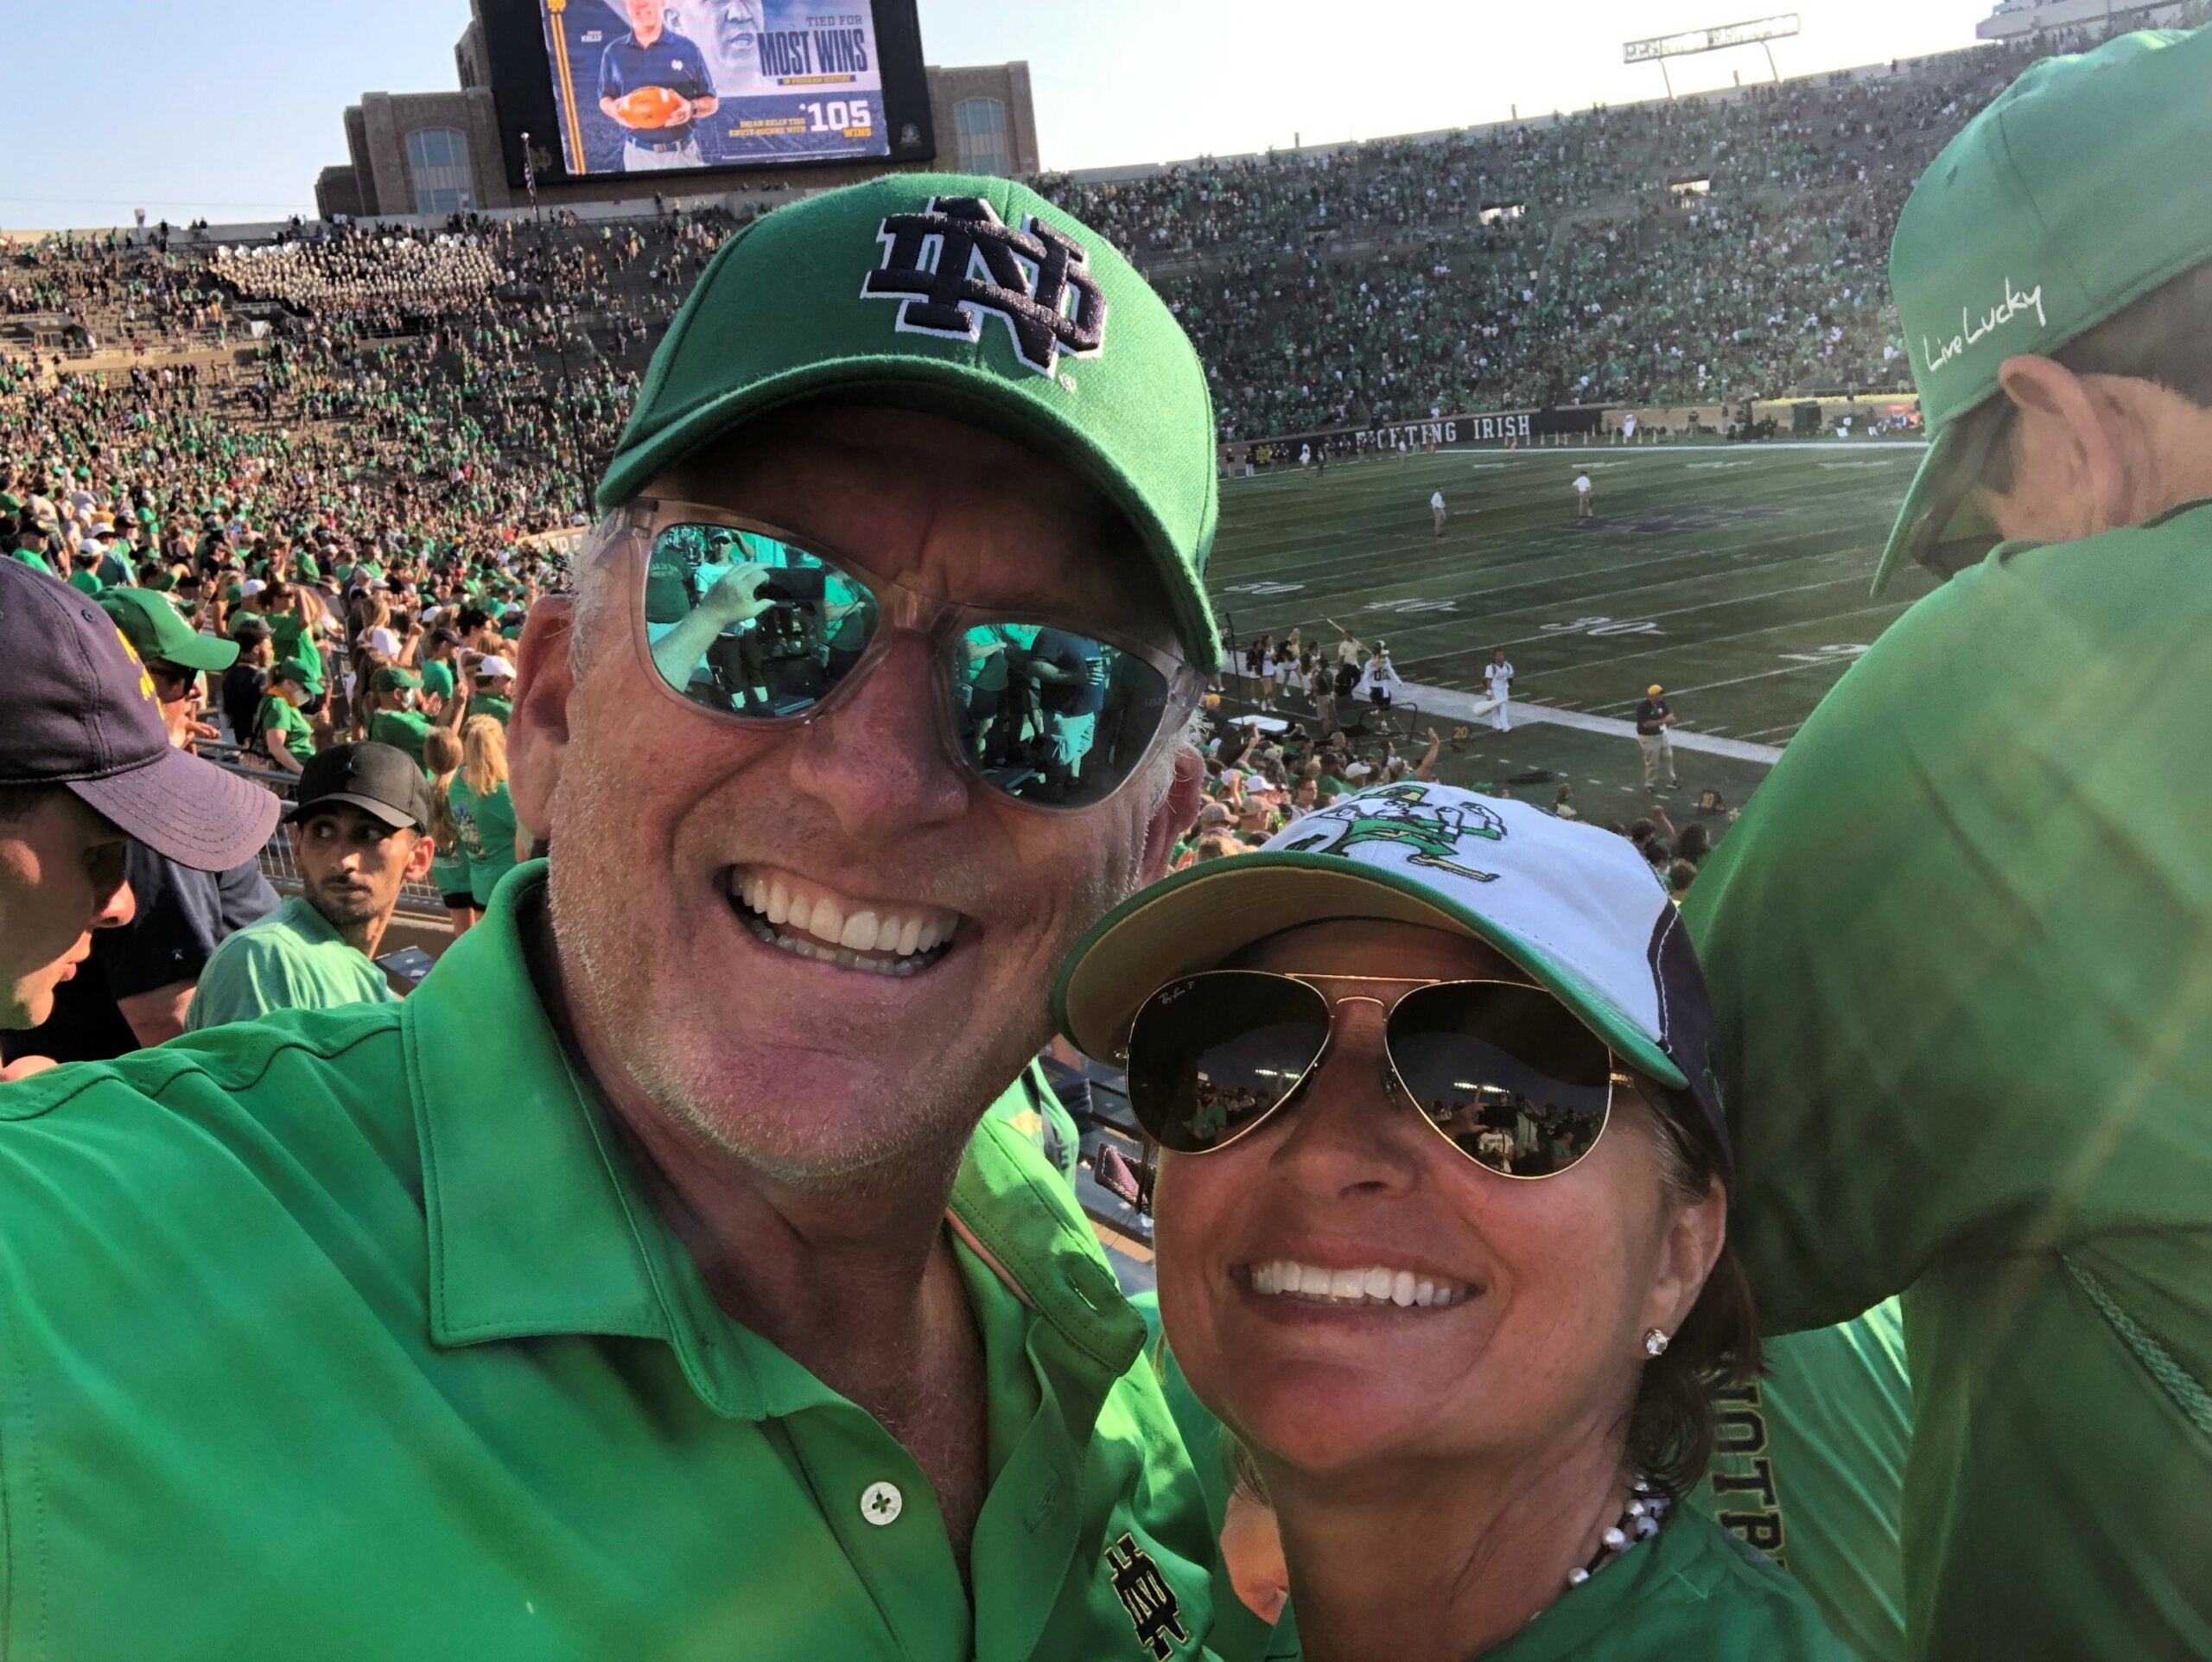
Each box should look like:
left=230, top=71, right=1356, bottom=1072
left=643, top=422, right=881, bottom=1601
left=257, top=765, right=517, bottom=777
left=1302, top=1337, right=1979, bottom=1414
left=1205, top=436, right=1942, bottom=818
left=1210, top=438, right=1941, bottom=739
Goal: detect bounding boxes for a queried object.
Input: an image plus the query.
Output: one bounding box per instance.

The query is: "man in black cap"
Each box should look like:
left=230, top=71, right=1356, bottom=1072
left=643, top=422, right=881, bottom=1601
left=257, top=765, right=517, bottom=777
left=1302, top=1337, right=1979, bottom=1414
left=2, top=589, right=279, bottom=1066
left=0, top=562, right=278, bottom=1071
left=184, top=742, right=433, bottom=1030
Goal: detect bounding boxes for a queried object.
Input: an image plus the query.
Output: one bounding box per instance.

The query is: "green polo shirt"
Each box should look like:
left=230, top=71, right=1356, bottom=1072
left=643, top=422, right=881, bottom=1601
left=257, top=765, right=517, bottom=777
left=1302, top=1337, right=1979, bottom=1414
left=473, top=692, right=514, bottom=728
left=67, top=568, right=103, bottom=595
left=1685, top=501, right=2212, bottom=1659
left=9, top=546, right=53, bottom=575
left=1261, top=1506, right=1847, bottom=1659
left=184, top=895, right=397, bottom=1029
left=0, top=867, right=1227, bottom=1662
left=421, top=657, right=456, bottom=706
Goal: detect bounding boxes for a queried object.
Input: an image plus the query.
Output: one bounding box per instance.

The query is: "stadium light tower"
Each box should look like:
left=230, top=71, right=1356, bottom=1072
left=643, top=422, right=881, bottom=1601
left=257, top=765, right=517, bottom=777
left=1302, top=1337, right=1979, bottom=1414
left=1623, top=15, right=1800, bottom=98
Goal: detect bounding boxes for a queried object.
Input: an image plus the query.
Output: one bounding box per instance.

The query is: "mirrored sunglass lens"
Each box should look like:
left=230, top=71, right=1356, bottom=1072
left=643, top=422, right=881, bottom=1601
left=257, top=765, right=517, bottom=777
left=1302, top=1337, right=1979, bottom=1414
left=1126, top=974, right=1331, bottom=1154
left=950, top=624, right=1173, bottom=807
left=642, top=523, right=878, bottom=718
left=1389, top=983, right=1612, bottom=1176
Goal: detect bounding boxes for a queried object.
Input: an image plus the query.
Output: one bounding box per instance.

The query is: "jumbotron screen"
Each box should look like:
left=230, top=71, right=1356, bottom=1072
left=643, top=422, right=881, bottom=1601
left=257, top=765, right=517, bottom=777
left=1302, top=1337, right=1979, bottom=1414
left=537, top=1, right=898, bottom=176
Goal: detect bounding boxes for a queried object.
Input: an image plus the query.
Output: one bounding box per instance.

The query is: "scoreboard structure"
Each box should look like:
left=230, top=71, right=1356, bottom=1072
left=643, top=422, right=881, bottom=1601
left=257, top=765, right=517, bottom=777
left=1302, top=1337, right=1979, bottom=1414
left=478, top=0, right=936, bottom=189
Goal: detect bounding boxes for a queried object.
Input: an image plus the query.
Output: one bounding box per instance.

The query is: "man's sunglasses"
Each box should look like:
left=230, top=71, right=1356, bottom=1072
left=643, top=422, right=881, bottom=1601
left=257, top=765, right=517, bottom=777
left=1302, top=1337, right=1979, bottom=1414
left=589, top=498, right=1205, bottom=812
left=1123, top=971, right=1630, bottom=1179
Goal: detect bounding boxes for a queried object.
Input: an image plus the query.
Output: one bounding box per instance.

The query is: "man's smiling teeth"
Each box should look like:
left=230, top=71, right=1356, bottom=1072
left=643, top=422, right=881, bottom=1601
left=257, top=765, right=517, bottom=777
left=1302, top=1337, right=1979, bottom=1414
left=729, top=870, right=958, bottom=976
left=1247, top=1261, right=1475, bottom=1309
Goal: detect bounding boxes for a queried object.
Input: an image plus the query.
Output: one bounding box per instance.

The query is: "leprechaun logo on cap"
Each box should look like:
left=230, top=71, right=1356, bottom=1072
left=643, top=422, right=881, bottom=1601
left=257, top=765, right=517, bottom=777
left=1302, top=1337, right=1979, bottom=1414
left=1276, top=782, right=1506, bottom=882
left=861, top=196, right=1108, bottom=377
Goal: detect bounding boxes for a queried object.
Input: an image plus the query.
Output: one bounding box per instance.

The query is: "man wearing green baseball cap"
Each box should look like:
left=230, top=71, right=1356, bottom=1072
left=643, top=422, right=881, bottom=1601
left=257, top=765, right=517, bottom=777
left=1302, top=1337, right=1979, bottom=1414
left=363, top=664, right=448, bottom=770
left=1688, top=26, right=2212, bottom=1659
left=0, top=175, right=1239, bottom=1659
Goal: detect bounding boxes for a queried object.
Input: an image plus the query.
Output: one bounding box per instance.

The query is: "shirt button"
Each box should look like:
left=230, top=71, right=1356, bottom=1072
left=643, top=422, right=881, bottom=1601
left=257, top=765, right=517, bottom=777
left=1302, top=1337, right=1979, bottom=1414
left=860, top=1481, right=904, bottom=1526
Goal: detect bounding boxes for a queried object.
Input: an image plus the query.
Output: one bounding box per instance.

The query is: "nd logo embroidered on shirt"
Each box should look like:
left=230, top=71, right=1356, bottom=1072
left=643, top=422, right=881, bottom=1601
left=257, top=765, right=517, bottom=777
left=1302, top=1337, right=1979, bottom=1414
left=1276, top=782, right=1506, bottom=882
left=861, top=195, right=1108, bottom=378
left=1104, top=1531, right=1189, bottom=1659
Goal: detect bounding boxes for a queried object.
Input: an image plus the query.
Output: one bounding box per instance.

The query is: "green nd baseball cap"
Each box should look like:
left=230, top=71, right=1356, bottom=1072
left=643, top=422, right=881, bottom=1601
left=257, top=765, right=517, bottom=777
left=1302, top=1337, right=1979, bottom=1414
left=1875, top=26, right=2212, bottom=595
left=596, top=172, right=1224, bottom=671
left=372, top=666, right=422, bottom=694
left=100, top=588, right=238, bottom=674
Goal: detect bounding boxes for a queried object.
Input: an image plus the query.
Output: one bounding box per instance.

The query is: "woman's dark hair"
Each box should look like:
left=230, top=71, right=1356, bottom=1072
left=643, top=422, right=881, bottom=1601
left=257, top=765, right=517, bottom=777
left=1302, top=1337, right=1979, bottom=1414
left=1628, top=1076, right=1761, bottom=1494
left=1675, top=822, right=1712, bottom=864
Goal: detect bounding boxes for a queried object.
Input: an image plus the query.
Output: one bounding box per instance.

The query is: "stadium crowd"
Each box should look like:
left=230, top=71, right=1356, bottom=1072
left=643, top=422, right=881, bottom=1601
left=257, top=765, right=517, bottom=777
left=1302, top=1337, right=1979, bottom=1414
left=1043, top=31, right=2084, bottom=434
left=0, top=35, right=2075, bottom=1064
left=3, top=17, right=2212, bottom=1662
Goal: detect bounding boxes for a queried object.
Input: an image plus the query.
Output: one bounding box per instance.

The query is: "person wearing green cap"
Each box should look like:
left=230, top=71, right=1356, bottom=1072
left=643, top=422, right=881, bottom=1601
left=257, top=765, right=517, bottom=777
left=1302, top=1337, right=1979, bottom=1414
left=253, top=660, right=320, bottom=775
left=1687, top=26, right=2212, bottom=1659
left=0, top=174, right=1245, bottom=1659
left=364, top=665, right=441, bottom=769
left=99, top=587, right=237, bottom=753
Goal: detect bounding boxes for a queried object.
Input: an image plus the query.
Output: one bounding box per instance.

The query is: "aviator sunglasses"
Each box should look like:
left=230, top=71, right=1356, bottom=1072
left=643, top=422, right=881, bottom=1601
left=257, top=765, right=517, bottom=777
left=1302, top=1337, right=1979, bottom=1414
left=591, top=498, right=1206, bottom=812
left=1122, top=971, right=1632, bottom=1179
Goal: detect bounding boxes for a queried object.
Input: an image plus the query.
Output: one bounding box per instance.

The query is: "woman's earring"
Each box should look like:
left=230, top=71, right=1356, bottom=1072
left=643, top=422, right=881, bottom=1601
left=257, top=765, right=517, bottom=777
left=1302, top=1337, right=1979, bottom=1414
left=1642, top=1328, right=1670, bottom=1358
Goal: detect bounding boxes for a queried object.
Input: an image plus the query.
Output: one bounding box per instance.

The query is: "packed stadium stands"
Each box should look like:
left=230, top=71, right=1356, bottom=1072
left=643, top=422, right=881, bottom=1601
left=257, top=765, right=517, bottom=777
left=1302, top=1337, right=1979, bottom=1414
left=0, top=23, right=2164, bottom=549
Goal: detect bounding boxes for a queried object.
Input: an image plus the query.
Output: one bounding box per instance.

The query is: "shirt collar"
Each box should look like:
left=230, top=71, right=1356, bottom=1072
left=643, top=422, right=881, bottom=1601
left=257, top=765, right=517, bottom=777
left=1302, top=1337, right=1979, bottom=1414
left=281, top=893, right=355, bottom=952
left=405, top=863, right=677, bottom=1358
left=406, top=863, right=1147, bottom=1407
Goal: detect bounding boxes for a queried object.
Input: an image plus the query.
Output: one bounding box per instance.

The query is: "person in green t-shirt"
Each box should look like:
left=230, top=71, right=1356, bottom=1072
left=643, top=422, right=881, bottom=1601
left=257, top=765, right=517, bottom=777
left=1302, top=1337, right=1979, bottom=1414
left=1058, top=789, right=1847, bottom=1661
left=364, top=667, right=436, bottom=770
left=259, top=581, right=330, bottom=699
left=418, top=627, right=461, bottom=713
left=254, top=662, right=320, bottom=774
left=8, top=519, right=54, bottom=575
left=448, top=715, right=521, bottom=911
left=1687, top=33, right=2212, bottom=1660
left=67, top=543, right=105, bottom=595
left=186, top=742, right=433, bottom=1029
left=465, top=653, right=515, bottom=728
left=422, top=727, right=478, bottom=936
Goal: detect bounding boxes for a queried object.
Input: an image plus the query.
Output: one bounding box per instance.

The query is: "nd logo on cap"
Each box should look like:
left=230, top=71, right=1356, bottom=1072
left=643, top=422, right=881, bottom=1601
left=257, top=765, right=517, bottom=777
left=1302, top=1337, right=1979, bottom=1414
left=861, top=195, right=1108, bottom=381
left=594, top=171, right=1224, bottom=674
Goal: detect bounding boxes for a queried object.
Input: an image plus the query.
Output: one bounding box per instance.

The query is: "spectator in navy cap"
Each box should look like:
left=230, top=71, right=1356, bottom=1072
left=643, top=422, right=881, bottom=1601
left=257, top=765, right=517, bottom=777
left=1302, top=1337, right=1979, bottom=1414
left=0, top=562, right=278, bottom=1073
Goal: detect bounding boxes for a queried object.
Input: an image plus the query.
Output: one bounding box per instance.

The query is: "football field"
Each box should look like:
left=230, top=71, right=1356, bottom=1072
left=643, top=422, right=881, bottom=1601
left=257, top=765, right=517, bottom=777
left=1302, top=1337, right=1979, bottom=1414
left=1206, top=439, right=1942, bottom=814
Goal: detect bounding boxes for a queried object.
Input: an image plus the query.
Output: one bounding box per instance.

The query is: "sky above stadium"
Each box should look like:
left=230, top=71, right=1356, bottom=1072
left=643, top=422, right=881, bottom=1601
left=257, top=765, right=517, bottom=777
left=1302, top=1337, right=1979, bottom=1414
left=1, top=0, right=1999, bottom=230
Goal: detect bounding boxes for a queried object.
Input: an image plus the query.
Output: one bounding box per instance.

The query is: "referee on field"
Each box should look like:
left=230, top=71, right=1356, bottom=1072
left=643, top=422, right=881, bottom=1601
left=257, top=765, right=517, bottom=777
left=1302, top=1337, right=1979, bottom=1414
left=598, top=0, right=719, bottom=173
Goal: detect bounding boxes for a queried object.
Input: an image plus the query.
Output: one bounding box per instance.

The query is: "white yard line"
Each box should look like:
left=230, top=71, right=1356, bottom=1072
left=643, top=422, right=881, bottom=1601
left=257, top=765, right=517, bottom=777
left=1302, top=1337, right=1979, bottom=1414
left=1401, top=681, right=1786, bottom=765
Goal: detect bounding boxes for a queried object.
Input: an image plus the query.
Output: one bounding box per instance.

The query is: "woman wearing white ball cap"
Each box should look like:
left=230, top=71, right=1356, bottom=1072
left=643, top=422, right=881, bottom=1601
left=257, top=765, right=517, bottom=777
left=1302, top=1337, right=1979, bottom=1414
left=1055, top=784, right=1845, bottom=1659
